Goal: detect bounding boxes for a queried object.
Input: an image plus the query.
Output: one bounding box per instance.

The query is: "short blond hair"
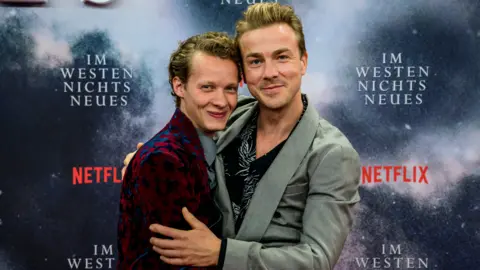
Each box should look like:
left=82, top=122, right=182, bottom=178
left=235, top=3, right=306, bottom=57
left=168, top=32, right=241, bottom=107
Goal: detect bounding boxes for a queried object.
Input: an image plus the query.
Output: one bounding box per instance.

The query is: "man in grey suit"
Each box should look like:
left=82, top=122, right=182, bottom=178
left=124, top=3, right=361, bottom=270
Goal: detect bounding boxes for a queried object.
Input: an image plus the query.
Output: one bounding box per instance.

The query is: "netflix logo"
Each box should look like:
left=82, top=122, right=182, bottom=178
left=362, top=165, right=429, bottom=184
left=72, top=167, right=122, bottom=185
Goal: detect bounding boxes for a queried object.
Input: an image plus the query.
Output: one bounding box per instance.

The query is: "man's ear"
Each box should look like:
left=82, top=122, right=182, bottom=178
left=300, top=51, right=308, bottom=75
left=172, top=77, right=185, bottom=98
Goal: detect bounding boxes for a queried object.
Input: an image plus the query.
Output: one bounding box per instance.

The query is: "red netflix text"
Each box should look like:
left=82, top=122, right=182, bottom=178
left=362, top=165, right=429, bottom=184
left=72, top=167, right=122, bottom=185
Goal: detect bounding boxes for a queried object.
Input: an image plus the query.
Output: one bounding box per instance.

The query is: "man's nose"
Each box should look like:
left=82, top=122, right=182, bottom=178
left=263, top=59, right=279, bottom=79
left=211, top=89, right=228, bottom=108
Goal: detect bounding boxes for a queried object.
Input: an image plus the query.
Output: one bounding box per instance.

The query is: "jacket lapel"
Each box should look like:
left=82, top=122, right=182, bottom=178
left=213, top=154, right=235, bottom=237
left=168, top=108, right=205, bottom=161
left=235, top=98, right=319, bottom=241
left=216, top=103, right=258, bottom=154
left=214, top=103, right=258, bottom=238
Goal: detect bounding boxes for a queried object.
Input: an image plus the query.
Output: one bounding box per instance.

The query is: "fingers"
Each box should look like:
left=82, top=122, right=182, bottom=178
left=149, top=224, right=186, bottom=239
left=123, top=152, right=135, bottom=166
left=182, top=207, right=207, bottom=230
left=121, top=166, right=126, bottom=179
left=123, top=142, right=143, bottom=168
left=150, top=237, right=185, bottom=250
left=152, top=246, right=184, bottom=258
left=159, top=256, right=186, bottom=266
left=121, top=143, right=144, bottom=176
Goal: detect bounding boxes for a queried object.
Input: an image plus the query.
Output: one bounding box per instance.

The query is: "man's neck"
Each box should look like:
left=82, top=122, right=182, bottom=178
left=257, top=91, right=304, bottom=138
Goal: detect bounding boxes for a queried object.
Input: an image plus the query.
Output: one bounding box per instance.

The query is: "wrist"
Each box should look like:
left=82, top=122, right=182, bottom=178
left=212, top=237, right=222, bottom=266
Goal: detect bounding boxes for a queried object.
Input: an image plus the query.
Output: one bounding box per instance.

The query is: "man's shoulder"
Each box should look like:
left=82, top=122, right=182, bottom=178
left=225, top=95, right=257, bottom=128
left=309, top=117, right=359, bottom=161
left=235, top=95, right=257, bottom=109
left=134, top=130, right=185, bottom=168
left=315, top=118, right=354, bottom=146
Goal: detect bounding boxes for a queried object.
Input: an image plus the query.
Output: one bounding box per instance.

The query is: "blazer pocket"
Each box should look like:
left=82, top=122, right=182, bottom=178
left=283, top=182, right=308, bottom=195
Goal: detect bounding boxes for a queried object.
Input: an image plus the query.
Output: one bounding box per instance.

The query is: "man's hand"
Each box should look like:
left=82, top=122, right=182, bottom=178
left=121, top=142, right=143, bottom=179
left=149, top=207, right=221, bottom=267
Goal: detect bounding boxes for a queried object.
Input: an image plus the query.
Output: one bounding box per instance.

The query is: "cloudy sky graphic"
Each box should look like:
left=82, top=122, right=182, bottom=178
left=0, top=0, right=479, bottom=269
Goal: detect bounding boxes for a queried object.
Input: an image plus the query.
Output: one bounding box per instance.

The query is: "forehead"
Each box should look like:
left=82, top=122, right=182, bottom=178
left=189, top=52, right=238, bottom=81
left=239, top=23, right=298, bottom=55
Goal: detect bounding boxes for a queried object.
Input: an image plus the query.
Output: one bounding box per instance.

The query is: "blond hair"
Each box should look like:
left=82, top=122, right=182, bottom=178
left=235, top=3, right=306, bottom=57
left=168, top=32, right=241, bottom=107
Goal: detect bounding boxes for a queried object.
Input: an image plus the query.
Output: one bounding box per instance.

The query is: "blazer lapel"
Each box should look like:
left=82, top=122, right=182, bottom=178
left=216, top=103, right=258, bottom=154
left=213, top=154, right=235, bottom=237
left=235, top=98, right=320, bottom=241
left=214, top=103, right=258, bottom=238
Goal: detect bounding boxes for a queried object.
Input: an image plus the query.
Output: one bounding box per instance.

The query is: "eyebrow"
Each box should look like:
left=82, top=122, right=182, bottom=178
left=198, top=81, right=238, bottom=87
left=245, top=52, right=263, bottom=58
left=272, top=48, right=291, bottom=56
left=245, top=48, right=292, bottom=58
left=197, top=81, right=216, bottom=85
left=226, top=83, right=239, bottom=88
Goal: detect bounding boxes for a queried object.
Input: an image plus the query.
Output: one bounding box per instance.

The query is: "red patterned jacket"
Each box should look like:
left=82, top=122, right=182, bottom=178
left=117, top=109, right=221, bottom=270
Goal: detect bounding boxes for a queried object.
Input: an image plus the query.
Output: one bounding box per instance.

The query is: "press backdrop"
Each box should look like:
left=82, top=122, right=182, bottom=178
left=1, top=0, right=479, bottom=269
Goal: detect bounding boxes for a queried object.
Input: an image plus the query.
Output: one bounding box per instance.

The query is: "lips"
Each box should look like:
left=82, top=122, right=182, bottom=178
left=262, top=85, right=283, bottom=90
left=208, top=111, right=227, bottom=119
left=261, top=85, right=283, bottom=95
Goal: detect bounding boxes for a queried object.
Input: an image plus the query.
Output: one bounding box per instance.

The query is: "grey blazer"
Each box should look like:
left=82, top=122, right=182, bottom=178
left=214, top=95, right=361, bottom=270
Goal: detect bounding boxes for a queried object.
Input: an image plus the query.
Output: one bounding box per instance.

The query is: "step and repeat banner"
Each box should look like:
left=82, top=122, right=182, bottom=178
left=1, top=0, right=479, bottom=269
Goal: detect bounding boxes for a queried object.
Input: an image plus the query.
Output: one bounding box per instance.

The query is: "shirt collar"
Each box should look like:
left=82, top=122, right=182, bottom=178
left=196, top=129, right=217, bottom=166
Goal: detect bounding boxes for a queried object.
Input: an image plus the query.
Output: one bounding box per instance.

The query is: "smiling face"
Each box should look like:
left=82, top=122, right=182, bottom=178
left=239, top=23, right=307, bottom=110
left=173, top=52, right=239, bottom=135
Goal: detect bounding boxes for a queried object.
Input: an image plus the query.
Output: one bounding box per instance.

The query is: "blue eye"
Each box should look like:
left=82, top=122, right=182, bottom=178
left=250, top=59, right=261, bottom=65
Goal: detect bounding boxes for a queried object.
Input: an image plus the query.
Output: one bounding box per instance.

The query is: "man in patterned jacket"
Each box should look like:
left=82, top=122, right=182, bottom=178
left=116, top=32, right=241, bottom=269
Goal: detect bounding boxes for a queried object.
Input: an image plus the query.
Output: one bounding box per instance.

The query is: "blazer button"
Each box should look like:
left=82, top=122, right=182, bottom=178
left=273, top=212, right=281, bottom=218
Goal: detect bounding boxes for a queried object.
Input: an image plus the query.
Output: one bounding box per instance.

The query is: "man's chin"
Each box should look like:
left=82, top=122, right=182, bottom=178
left=203, top=123, right=227, bottom=133
left=259, top=98, right=287, bottom=110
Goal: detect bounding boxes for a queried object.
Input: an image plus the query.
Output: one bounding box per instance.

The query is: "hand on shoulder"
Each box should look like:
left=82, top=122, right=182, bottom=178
left=121, top=142, right=144, bottom=179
